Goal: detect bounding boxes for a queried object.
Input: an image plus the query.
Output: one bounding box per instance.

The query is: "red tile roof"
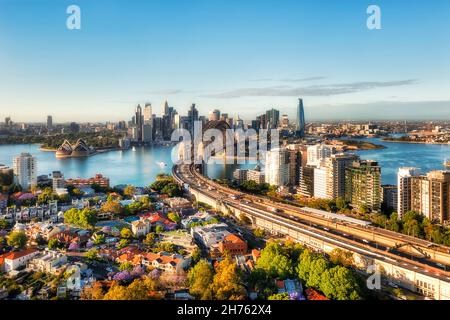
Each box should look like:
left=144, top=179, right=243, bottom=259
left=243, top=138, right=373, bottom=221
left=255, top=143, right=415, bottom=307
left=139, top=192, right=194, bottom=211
left=223, top=234, right=246, bottom=245
left=305, top=288, right=329, bottom=300
left=3, top=248, right=38, bottom=261
left=145, top=252, right=181, bottom=265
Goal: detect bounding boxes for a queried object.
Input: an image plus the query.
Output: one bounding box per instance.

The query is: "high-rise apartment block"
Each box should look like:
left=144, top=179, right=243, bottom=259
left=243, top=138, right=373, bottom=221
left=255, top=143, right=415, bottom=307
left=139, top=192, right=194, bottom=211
left=345, top=160, right=382, bottom=212
left=265, top=148, right=290, bottom=187
left=410, top=170, right=450, bottom=223
left=397, top=167, right=420, bottom=217
left=13, top=153, right=37, bottom=191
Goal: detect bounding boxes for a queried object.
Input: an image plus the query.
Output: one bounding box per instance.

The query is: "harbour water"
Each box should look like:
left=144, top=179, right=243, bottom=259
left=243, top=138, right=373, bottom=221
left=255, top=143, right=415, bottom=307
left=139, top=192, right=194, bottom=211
left=0, top=138, right=449, bottom=186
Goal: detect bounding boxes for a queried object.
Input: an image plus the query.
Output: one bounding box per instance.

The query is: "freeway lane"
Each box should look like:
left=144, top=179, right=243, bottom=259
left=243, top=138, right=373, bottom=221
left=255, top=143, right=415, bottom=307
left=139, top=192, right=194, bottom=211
left=188, top=164, right=450, bottom=265
left=173, top=164, right=450, bottom=283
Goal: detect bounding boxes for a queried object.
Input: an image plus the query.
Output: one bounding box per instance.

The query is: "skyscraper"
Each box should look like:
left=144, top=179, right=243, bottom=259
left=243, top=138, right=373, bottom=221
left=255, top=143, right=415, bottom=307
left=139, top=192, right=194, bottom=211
left=208, top=109, right=221, bottom=121
left=47, top=115, right=53, bottom=130
left=163, top=100, right=169, bottom=116
left=397, top=167, right=420, bottom=217
left=13, top=153, right=37, bottom=191
left=135, top=104, right=143, bottom=142
left=143, top=103, right=152, bottom=123
left=296, top=98, right=306, bottom=137
left=265, top=108, right=280, bottom=129
left=265, top=148, right=290, bottom=187
left=188, top=103, right=199, bottom=136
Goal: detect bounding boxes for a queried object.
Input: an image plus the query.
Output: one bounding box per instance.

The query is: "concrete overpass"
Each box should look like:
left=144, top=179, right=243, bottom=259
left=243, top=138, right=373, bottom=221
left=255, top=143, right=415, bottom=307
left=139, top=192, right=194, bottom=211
left=173, top=164, right=450, bottom=300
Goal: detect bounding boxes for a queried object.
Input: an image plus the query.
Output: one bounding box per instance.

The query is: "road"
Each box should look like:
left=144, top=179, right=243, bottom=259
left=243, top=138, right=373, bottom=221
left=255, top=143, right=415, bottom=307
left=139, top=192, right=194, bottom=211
left=172, top=164, right=450, bottom=285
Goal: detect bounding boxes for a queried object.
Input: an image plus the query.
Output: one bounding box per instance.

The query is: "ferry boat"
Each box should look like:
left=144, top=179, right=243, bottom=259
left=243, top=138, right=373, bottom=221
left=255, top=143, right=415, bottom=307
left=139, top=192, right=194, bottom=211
left=444, top=159, right=450, bottom=168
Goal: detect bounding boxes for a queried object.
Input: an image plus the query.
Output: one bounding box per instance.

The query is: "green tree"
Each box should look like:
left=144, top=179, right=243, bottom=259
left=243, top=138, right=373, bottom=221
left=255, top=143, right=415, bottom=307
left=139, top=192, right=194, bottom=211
left=64, top=208, right=97, bottom=229
left=117, top=239, right=130, bottom=249
left=268, top=293, right=289, bottom=300
left=119, top=262, right=134, bottom=271
left=319, top=266, right=361, bottom=300
left=48, top=238, right=63, bottom=250
left=143, top=232, right=157, bottom=247
left=247, top=268, right=277, bottom=299
left=120, top=228, right=133, bottom=240
left=253, top=228, right=266, bottom=238
left=92, top=233, right=106, bottom=245
left=188, top=260, right=214, bottom=300
left=155, top=242, right=176, bottom=253
left=161, top=183, right=182, bottom=197
left=387, top=212, right=401, bottom=232
left=336, top=197, right=349, bottom=211
left=124, top=202, right=143, bottom=215
left=123, top=185, right=136, bottom=198
left=256, top=241, right=293, bottom=279
left=306, top=257, right=330, bottom=288
left=7, top=231, right=28, bottom=249
left=155, top=225, right=164, bottom=234
left=101, top=200, right=123, bottom=216
left=190, top=247, right=201, bottom=265
left=297, top=249, right=316, bottom=283
left=329, top=248, right=354, bottom=267
left=0, top=218, right=9, bottom=229
left=85, top=248, right=101, bottom=261
left=167, top=212, right=181, bottom=223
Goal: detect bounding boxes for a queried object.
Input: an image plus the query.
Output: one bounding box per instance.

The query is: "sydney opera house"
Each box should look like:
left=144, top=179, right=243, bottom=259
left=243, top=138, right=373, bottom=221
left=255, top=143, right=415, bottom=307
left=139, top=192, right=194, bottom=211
left=55, top=139, right=93, bottom=158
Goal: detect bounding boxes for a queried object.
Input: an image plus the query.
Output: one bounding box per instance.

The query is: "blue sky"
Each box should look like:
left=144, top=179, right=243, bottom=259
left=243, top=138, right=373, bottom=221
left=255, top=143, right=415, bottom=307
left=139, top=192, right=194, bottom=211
left=0, top=0, right=449, bottom=122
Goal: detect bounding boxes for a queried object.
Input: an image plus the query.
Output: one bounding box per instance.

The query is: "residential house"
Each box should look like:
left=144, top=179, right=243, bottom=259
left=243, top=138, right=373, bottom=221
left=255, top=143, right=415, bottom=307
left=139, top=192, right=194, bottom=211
left=143, top=252, right=190, bottom=274
left=165, top=197, right=192, bottom=211
left=131, top=219, right=151, bottom=237
left=114, top=246, right=144, bottom=266
left=28, top=249, right=68, bottom=275
left=2, top=248, right=39, bottom=272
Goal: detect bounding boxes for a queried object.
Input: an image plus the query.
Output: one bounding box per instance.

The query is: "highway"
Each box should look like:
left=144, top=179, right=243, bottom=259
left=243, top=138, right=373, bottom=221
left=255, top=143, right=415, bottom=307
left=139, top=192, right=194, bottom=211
left=187, top=164, right=450, bottom=264
left=172, top=164, right=450, bottom=284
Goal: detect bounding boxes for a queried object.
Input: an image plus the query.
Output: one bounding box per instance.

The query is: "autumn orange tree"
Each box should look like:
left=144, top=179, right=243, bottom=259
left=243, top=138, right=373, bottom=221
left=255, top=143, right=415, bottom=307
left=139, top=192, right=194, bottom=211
left=211, top=255, right=247, bottom=300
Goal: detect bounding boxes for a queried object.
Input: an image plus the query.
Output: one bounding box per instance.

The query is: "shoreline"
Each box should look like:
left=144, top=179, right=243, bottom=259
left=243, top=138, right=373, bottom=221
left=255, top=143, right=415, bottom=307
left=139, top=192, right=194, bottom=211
left=382, top=139, right=450, bottom=146
left=39, top=146, right=126, bottom=158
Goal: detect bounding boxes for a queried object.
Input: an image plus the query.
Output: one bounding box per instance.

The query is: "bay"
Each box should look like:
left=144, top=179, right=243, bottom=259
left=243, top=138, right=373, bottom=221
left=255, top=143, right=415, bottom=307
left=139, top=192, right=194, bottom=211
left=0, top=138, right=449, bottom=187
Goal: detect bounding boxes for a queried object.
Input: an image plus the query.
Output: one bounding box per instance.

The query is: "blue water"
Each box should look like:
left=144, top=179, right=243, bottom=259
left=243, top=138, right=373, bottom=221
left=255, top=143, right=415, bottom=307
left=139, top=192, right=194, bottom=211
left=355, top=138, right=450, bottom=185
left=0, top=144, right=177, bottom=187
left=0, top=139, right=449, bottom=186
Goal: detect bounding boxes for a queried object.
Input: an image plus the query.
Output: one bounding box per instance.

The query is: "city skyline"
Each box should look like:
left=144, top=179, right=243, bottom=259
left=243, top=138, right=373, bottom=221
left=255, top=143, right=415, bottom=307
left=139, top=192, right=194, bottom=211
left=1, top=0, right=450, bottom=122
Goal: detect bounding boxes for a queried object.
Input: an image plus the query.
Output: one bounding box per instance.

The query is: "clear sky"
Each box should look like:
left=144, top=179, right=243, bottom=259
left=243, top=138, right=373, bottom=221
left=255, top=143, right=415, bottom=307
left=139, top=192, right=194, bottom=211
left=1, top=0, right=449, bottom=122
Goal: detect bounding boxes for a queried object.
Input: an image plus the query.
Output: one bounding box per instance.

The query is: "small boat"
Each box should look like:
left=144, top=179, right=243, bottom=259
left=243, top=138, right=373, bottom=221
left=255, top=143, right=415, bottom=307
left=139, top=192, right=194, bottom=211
left=444, top=159, right=450, bottom=168
left=156, top=161, right=167, bottom=168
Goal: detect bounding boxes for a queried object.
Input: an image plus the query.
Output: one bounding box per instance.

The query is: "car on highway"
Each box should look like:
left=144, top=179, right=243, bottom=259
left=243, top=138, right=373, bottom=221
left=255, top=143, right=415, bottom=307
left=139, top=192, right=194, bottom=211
left=388, top=282, right=399, bottom=288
